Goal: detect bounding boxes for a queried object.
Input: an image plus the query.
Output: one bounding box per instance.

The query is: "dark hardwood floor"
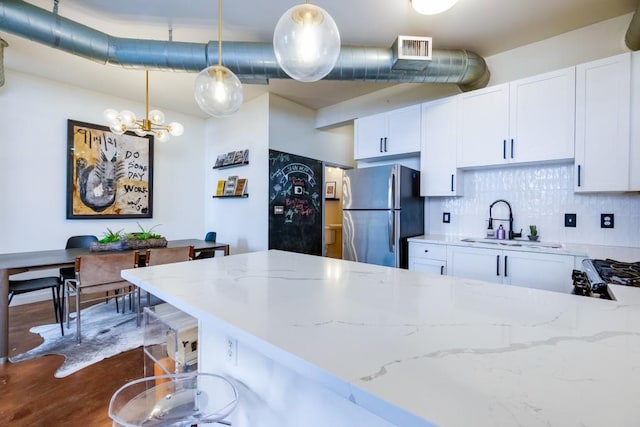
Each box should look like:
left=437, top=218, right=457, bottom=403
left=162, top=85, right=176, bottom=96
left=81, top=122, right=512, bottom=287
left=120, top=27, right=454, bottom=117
left=0, top=300, right=144, bottom=426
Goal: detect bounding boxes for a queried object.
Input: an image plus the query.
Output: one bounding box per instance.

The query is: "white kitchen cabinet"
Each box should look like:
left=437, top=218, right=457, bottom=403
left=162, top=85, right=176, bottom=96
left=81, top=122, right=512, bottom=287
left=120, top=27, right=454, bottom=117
left=446, top=245, right=575, bottom=293
left=575, top=52, right=632, bottom=192
left=457, top=67, right=575, bottom=168
left=354, top=104, right=421, bottom=160
left=503, top=251, right=575, bottom=293
left=447, top=246, right=502, bottom=283
left=457, top=83, right=509, bottom=168
left=420, top=96, right=463, bottom=196
left=409, top=241, right=446, bottom=275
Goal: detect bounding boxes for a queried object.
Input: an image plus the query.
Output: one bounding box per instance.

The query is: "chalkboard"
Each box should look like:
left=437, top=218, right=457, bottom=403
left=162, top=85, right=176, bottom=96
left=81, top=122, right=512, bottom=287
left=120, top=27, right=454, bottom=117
left=268, top=150, right=323, bottom=255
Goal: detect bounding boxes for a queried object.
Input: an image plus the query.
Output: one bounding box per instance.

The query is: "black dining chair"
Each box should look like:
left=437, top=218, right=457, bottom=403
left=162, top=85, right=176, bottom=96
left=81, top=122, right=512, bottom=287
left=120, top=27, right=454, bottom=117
left=59, top=235, right=99, bottom=284
left=196, top=232, right=217, bottom=259
left=9, top=276, right=63, bottom=336
left=59, top=235, right=99, bottom=325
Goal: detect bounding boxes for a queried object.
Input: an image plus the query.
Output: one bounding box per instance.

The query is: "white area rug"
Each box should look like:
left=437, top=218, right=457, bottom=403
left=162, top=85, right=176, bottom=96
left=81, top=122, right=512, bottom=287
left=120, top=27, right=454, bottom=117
left=10, top=300, right=145, bottom=378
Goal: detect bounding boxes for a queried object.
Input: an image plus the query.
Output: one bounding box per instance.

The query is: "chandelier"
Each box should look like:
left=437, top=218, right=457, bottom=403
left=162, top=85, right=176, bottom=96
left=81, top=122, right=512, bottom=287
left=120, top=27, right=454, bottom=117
left=104, top=70, right=184, bottom=142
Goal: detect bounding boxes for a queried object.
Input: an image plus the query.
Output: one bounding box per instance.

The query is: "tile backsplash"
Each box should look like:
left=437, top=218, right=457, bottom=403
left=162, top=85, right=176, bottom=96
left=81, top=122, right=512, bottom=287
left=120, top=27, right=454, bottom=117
left=427, top=163, right=640, bottom=247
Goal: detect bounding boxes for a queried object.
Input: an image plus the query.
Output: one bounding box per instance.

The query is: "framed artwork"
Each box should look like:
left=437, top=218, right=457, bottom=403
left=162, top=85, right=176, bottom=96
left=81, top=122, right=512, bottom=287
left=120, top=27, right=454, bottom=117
left=66, top=119, right=154, bottom=219
left=325, top=181, right=337, bottom=199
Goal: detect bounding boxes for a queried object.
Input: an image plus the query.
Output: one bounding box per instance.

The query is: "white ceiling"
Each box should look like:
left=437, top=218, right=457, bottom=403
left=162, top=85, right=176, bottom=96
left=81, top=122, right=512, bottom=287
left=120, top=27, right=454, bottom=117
left=1, top=0, right=637, bottom=118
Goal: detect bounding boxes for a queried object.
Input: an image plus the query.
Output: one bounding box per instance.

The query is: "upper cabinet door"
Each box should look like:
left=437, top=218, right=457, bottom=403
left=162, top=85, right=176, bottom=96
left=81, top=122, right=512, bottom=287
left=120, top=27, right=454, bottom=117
left=457, top=83, right=510, bottom=168
left=354, top=105, right=421, bottom=160
left=509, top=67, right=576, bottom=164
left=385, top=104, right=421, bottom=157
left=354, top=112, right=388, bottom=160
left=421, top=96, right=462, bottom=196
left=575, top=53, right=631, bottom=192
left=457, top=68, right=576, bottom=169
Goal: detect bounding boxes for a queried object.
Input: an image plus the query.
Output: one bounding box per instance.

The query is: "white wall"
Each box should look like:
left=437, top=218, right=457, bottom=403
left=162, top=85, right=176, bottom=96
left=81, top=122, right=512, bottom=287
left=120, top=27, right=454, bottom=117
left=269, top=95, right=355, bottom=168
left=205, top=93, right=355, bottom=255
left=0, top=70, right=207, bottom=254
left=316, top=13, right=635, bottom=129
left=485, top=13, right=633, bottom=86
left=205, top=94, right=271, bottom=254
left=427, top=163, right=640, bottom=247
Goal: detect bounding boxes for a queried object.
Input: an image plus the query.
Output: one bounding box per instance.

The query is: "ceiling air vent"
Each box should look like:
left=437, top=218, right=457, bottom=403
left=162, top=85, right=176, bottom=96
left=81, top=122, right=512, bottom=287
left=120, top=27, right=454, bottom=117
left=391, top=36, right=433, bottom=71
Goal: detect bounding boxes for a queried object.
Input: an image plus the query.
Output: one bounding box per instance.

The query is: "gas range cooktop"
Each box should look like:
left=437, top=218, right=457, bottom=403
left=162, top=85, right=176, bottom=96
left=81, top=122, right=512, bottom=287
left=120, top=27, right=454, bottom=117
left=574, top=258, right=640, bottom=299
left=590, top=259, right=640, bottom=287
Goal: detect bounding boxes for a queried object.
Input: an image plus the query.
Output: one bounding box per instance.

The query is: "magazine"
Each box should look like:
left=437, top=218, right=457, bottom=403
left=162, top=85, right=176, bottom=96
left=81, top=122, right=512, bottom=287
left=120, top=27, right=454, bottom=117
left=233, top=150, right=245, bottom=164
left=214, top=154, right=227, bottom=168
left=235, top=178, right=247, bottom=195
left=222, top=152, right=236, bottom=166
left=224, top=176, right=238, bottom=195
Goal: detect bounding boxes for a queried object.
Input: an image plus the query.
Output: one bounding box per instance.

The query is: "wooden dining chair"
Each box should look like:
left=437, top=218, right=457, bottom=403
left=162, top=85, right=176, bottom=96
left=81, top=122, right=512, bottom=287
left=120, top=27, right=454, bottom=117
left=141, top=246, right=194, bottom=307
left=145, top=245, right=195, bottom=266
left=66, top=251, right=140, bottom=343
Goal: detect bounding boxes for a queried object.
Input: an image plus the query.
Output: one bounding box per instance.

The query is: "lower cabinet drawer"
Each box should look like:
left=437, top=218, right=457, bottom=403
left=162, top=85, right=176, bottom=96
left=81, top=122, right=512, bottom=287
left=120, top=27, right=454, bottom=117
left=409, top=242, right=447, bottom=261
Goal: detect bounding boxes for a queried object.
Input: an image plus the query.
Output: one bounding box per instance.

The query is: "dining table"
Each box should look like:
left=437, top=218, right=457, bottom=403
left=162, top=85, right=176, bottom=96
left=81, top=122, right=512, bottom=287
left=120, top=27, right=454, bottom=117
left=0, top=238, right=230, bottom=363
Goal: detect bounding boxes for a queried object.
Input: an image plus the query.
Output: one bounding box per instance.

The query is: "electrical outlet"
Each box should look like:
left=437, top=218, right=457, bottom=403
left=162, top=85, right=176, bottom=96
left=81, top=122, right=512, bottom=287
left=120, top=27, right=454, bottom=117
left=225, top=337, right=237, bottom=366
left=564, top=213, right=576, bottom=227
left=601, top=213, right=614, bottom=229
left=442, top=212, right=451, bottom=223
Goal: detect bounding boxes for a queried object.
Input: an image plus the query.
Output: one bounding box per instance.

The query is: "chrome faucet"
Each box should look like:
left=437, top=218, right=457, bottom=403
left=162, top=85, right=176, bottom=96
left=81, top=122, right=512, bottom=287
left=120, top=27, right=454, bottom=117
left=488, top=199, right=522, bottom=240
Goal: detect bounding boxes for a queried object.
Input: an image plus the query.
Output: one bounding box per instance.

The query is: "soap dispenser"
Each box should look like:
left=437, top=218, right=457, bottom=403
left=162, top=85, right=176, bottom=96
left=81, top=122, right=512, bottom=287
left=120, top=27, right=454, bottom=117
left=497, top=225, right=506, bottom=240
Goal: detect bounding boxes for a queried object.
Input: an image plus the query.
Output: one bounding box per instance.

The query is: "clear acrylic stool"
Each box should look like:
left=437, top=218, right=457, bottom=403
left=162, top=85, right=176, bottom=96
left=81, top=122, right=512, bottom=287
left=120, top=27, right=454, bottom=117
left=109, top=372, right=238, bottom=426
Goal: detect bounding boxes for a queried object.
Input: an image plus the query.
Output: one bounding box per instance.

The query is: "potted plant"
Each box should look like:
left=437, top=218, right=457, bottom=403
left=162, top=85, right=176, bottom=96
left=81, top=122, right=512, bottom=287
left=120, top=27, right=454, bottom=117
left=123, top=223, right=167, bottom=250
left=528, top=225, right=539, bottom=241
left=91, top=228, right=125, bottom=251
left=90, top=224, right=167, bottom=251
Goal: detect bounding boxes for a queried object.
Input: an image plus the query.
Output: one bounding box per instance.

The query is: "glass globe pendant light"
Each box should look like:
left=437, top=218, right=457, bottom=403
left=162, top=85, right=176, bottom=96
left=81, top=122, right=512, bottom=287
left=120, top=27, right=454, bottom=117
left=411, top=0, right=459, bottom=15
left=194, top=0, right=243, bottom=117
left=273, top=1, right=340, bottom=82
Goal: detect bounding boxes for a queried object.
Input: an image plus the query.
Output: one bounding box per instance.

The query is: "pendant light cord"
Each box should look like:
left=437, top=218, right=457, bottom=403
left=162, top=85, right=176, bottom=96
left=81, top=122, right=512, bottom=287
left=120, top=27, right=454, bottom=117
left=218, top=0, right=222, bottom=67
left=145, top=69, right=150, bottom=120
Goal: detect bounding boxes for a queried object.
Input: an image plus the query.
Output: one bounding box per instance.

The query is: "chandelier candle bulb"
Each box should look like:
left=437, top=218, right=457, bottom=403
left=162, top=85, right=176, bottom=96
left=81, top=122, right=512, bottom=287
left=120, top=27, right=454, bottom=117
left=103, top=70, right=183, bottom=141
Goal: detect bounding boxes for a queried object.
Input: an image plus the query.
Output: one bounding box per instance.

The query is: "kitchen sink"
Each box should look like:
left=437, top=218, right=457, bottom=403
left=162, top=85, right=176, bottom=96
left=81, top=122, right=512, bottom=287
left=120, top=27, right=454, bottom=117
left=460, top=237, right=564, bottom=249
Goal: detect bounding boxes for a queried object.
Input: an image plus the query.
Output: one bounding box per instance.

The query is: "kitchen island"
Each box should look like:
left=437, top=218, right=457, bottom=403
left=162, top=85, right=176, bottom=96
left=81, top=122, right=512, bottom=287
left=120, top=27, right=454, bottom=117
left=122, top=250, right=640, bottom=426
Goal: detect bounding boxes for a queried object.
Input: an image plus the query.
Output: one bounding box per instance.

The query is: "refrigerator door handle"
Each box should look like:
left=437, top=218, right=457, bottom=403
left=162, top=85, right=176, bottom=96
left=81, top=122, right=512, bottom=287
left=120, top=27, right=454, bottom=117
left=388, top=210, right=395, bottom=253
left=389, top=168, right=396, bottom=209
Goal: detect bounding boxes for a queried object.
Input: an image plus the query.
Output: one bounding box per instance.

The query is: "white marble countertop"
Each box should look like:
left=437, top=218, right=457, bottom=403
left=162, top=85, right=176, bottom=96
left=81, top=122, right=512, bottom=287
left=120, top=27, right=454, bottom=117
left=409, top=234, right=640, bottom=260
left=122, top=250, right=640, bottom=427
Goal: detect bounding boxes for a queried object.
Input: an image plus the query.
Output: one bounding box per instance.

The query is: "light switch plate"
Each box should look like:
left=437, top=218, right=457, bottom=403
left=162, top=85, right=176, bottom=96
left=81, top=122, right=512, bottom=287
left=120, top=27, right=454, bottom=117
left=564, top=213, right=576, bottom=227
left=443, top=212, right=450, bottom=223
left=601, top=213, right=614, bottom=228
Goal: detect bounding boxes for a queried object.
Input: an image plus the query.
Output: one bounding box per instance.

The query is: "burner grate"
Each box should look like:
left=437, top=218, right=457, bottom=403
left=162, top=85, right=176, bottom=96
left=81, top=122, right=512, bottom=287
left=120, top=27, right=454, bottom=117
left=592, top=259, right=640, bottom=287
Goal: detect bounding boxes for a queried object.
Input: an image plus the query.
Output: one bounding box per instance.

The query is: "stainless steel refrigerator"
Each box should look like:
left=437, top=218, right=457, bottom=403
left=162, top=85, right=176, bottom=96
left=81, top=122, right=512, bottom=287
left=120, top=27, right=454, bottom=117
left=342, top=164, right=424, bottom=268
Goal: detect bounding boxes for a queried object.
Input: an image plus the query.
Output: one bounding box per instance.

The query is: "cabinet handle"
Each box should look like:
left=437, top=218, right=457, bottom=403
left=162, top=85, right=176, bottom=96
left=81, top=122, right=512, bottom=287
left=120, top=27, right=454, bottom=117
left=440, top=265, right=444, bottom=275
left=379, top=137, right=383, bottom=153
left=503, top=140, right=507, bottom=159
left=577, top=165, right=582, bottom=187
left=424, top=249, right=429, bottom=253
left=510, top=139, right=514, bottom=159
left=504, top=255, right=508, bottom=277
left=496, top=255, right=500, bottom=276
left=450, top=174, right=454, bottom=192
left=384, top=137, right=388, bottom=152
